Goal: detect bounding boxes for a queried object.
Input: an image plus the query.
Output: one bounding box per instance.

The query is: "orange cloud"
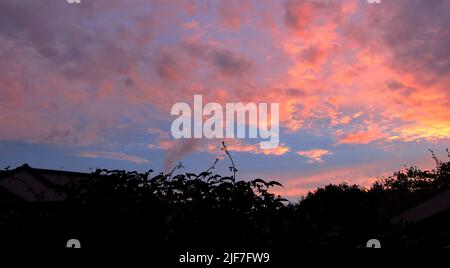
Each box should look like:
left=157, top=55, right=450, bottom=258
left=2, top=0, right=450, bottom=174
left=338, top=125, right=388, bottom=145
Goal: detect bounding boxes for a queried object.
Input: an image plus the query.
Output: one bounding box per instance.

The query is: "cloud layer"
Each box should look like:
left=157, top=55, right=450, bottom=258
left=1, top=0, right=450, bottom=196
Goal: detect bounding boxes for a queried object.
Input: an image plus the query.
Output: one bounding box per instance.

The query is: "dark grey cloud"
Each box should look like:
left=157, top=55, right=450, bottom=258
left=381, top=1, right=450, bottom=81
left=352, top=0, right=450, bottom=86
left=284, top=0, right=344, bottom=33
left=211, top=49, right=253, bottom=77
left=182, top=41, right=253, bottom=78
left=152, top=49, right=186, bottom=81
left=0, top=0, right=152, bottom=81
left=285, top=88, right=305, bottom=97
left=164, top=139, right=203, bottom=172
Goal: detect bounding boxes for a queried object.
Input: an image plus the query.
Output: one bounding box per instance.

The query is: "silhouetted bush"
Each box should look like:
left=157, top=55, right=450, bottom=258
left=1, top=148, right=449, bottom=249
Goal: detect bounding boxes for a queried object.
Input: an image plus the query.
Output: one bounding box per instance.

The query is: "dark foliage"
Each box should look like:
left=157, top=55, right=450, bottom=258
left=1, top=148, right=449, bottom=249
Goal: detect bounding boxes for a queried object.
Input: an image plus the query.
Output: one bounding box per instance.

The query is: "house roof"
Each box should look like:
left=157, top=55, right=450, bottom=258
left=2, top=164, right=93, bottom=178
left=391, top=188, right=450, bottom=224
left=0, top=164, right=92, bottom=202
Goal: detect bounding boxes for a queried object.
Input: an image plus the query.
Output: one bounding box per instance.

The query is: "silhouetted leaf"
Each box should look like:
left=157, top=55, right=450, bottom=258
left=268, top=181, right=284, bottom=188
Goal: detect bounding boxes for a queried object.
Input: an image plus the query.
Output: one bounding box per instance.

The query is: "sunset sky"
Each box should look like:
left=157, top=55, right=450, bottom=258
left=1, top=0, right=450, bottom=199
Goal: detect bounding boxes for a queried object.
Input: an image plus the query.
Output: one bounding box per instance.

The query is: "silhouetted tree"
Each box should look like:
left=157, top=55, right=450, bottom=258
left=0, top=147, right=449, bottom=249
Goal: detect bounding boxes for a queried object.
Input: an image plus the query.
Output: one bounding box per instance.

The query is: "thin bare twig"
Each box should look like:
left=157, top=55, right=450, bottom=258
left=205, top=158, right=220, bottom=174
left=429, top=149, right=440, bottom=166
left=222, top=141, right=237, bottom=182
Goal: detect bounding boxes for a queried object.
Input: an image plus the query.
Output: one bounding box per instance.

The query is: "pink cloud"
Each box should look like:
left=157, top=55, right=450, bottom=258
left=182, top=21, right=199, bottom=30
left=296, top=149, right=333, bottom=163
left=275, top=163, right=390, bottom=198
left=338, top=124, right=388, bottom=145
left=1, top=0, right=450, bottom=167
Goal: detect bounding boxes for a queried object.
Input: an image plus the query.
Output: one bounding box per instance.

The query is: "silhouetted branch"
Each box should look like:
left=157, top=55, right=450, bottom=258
left=429, top=149, right=440, bottom=166
left=205, top=158, right=220, bottom=174
left=222, top=141, right=237, bottom=182
left=169, top=162, right=184, bottom=180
